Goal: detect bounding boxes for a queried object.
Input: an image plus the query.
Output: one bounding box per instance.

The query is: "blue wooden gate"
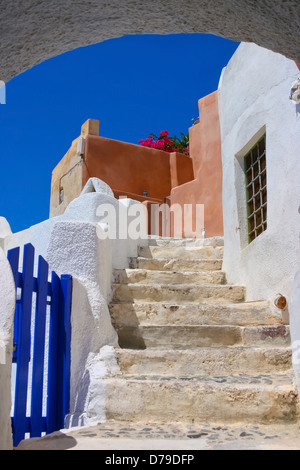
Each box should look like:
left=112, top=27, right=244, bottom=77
left=7, top=243, right=72, bottom=447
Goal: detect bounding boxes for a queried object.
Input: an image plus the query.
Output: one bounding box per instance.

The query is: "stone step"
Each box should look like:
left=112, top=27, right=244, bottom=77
left=147, top=236, right=224, bottom=247
left=138, top=245, right=224, bottom=260
left=114, top=269, right=226, bottom=286
left=129, top=257, right=223, bottom=272
left=105, top=374, right=299, bottom=425
left=112, top=283, right=246, bottom=304
left=16, top=421, right=300, bottom=450
left=113, top=324, right=291, bottom=350
left=115, top=347, right=293, bottom=376
left=109, top=301, right=282, bottom=327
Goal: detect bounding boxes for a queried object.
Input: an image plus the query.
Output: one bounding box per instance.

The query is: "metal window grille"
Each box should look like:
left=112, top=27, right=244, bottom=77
left=244, top=134, right=267, bottom=243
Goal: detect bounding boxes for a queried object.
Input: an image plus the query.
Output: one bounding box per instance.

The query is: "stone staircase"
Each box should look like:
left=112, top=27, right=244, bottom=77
left=108, top=237, right=299, bottom=426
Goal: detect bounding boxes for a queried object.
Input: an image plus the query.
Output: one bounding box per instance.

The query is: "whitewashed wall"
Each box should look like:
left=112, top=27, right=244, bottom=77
left=291, top=267, right=300, bottom=390
left=0, top=179, right=148, bottom=445
left=219, top=43, right=300, bottom=303
left=0, top=248, right=15, bottom=450
left=218, top=42, right=300, bottom=384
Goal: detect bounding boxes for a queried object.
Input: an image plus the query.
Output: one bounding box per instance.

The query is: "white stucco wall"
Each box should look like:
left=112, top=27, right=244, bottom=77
left=219, top=43, right=300, bottom=305
left=219, top=43, right=300, bottom=385
left=1, top=178, right=148, bottom=439
left=0, top=217, right=12, bottom=251
left=291, top=267, right=300, bottom=390
left=0, top=248, right=15, bottom=450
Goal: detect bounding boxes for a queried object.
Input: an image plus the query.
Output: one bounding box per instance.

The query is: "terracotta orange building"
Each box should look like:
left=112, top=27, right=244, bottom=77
left=50, top=91, right=223, bottom=238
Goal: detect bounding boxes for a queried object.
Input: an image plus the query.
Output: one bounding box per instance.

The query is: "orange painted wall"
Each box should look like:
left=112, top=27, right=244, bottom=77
left=83, top=135, right=194, bottom=202
left=171, top=91, right=223, bottom=238
left=51, top=100, right=223, bottom=239
left=169, top=152, right=195, bottom=188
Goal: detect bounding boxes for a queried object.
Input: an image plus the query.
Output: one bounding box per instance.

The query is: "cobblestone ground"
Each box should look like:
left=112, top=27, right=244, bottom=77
left=16, top=421, right=300, bottom=450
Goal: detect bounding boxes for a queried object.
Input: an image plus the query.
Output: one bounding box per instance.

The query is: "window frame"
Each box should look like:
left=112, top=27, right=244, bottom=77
left=244, top=133, right=267, bottom=243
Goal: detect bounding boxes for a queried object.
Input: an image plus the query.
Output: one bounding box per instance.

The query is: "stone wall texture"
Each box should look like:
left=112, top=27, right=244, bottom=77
left=0, top=0, right=300, bottom=82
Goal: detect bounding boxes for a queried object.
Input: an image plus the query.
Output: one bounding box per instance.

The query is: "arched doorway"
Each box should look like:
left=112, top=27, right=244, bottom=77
left=1, top=1, right=299, bottom=82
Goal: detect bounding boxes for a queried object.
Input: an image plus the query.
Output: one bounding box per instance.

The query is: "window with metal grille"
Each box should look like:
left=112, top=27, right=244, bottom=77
left=244, top=134, right=267, bottom=243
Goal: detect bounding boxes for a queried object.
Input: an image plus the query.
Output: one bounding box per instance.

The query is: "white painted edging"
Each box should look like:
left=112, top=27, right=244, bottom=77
left=0, top=248, right=16, bottom=450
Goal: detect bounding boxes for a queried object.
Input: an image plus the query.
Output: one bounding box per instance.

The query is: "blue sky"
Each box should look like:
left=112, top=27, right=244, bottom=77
left=0, top=33, right=239, bottom=233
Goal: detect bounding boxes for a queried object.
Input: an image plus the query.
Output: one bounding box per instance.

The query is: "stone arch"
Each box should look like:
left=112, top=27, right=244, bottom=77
left=1, top=0, right=300, bottom=82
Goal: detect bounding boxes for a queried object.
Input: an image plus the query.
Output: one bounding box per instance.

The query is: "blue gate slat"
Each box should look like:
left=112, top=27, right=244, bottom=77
left=47, top=281, right=52, bottom=296
left=57, top=275, right=72, bottom=429
left=30, top=255, right=49, bottom=438
left=13, top=243, right=35, bottom=447
left=7, top=246, right=20, bottom=287
left=11, top=416, right=47, bottom=435
left=46, top=270, right=60, bottom=434
left=12, top=303, right=21, bottom=363
left=7, top=247, right=21, bottom=364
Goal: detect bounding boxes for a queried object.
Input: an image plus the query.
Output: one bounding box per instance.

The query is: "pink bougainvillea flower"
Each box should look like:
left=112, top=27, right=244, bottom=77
left=164, top=138, right=173, bottom=146
left=138, top=129, right=189, bottom=155
left=140, top=137, right=154, bottom=147
left=160, top=130, right=169, bottom=137
left=150, top=141, right=159, bottom=148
